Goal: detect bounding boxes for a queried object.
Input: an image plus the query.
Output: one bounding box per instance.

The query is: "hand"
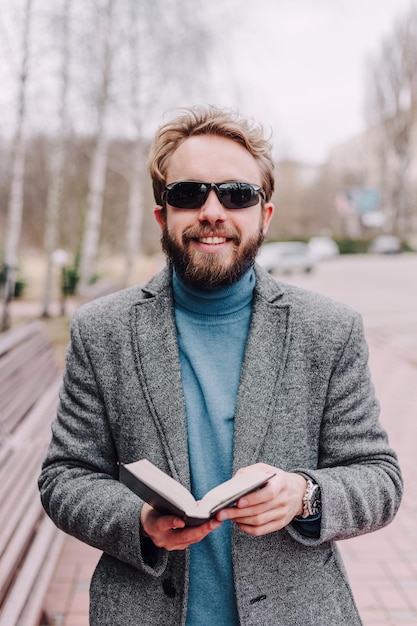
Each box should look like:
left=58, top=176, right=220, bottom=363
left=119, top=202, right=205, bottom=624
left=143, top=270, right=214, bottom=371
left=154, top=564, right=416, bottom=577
left=216, top=463, right=307, bottom=536
left=140, top=503, right=222, bottom=551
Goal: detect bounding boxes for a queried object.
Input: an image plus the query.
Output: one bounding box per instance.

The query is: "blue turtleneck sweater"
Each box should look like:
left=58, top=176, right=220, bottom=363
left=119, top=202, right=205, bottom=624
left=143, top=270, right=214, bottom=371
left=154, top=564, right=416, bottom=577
left=173, top=268, right=255, bottom=626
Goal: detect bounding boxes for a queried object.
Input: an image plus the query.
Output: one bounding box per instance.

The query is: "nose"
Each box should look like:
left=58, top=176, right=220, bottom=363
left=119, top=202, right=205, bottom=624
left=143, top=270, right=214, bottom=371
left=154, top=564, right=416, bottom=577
left=198, top=189, right=227, bottom=224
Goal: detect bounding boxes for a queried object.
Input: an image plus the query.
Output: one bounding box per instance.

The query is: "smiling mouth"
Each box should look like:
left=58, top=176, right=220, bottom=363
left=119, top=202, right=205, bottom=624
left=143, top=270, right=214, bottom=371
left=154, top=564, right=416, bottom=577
left=199, top=236, right=228, bottom=245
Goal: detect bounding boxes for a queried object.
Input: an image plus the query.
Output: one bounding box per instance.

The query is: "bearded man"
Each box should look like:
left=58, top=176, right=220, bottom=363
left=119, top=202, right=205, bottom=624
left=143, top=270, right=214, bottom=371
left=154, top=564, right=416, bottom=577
left=39, top=106, right=402, bottom=626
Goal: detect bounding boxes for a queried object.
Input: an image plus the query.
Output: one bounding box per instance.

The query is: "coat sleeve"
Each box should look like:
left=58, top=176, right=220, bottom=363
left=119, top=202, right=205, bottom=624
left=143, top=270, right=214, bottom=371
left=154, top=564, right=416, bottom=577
left=287, top=313, right=403, bottom=546
left=38, top=313, right=168, bottom=576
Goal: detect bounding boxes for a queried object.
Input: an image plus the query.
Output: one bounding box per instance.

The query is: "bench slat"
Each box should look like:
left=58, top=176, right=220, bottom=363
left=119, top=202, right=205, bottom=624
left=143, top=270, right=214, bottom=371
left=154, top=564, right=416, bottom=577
left=0, top=518, right=64, bottom=626
left=0, top=378, right=61, bottom=460
left=0, top=450, right=45, bottom=554
left=0, top=322, right=64, bottom=626
left=1, top=351, right=59, bottom=433
left=0, top=322, right=48, bottom=357
left=0, top=499, right=44, bottom=600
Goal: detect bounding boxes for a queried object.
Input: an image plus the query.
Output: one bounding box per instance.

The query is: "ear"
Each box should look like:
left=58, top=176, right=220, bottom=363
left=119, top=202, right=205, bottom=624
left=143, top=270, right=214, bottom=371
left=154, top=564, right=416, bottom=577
left=262, top=203, right=275, bottom=235
left=154, top=206, right=165, bottom=229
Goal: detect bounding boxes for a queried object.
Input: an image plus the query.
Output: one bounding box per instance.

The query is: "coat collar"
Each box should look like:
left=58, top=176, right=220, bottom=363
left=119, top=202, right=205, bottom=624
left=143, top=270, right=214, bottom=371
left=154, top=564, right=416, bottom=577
left=233, top=266, right=291, bottom=470
left=130, top=265, right=291, bottom=482
left=130, top=266, right=191, bottom=486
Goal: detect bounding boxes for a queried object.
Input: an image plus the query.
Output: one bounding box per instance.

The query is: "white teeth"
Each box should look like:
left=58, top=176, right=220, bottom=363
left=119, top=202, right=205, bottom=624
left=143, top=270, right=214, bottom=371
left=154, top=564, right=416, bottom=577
left=200, top=237, right=227, bottom=244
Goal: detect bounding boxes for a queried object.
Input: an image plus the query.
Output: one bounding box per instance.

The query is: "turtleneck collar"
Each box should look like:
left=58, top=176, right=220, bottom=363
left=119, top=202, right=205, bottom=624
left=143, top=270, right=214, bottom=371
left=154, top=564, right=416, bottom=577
left=172, top=267, right=256, bottom=317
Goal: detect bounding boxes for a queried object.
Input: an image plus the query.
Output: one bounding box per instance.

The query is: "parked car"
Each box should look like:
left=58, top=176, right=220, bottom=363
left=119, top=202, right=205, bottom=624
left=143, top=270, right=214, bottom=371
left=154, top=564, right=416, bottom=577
left=256, top=241, right=316, bottom=274
left=308, top=236, right=339, bottom=260
left=368, top=235, right=402, bottom=255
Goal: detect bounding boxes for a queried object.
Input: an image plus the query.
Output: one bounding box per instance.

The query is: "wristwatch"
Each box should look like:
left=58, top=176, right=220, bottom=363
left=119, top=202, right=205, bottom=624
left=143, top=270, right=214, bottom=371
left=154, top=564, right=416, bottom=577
left=300, top=479, right=321, bottom=518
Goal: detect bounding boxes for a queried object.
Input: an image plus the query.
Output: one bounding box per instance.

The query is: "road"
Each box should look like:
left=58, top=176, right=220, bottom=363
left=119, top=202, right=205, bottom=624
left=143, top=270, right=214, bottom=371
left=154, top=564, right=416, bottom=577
left=274, top=253, right=417, bottom=364
left=279, top=253, right=417, bottom=624
left=30, top=253, right=417, bottom=625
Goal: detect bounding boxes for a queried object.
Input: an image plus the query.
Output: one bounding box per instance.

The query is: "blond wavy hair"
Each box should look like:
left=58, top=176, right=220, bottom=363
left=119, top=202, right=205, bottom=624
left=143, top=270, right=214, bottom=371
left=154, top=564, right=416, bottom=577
left=148, top=105, right=275, bottom=205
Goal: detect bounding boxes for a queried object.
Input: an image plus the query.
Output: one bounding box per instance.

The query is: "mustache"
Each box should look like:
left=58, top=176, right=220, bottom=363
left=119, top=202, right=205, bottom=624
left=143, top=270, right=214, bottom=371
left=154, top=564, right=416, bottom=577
left=182, top=225, right=241, bottom=243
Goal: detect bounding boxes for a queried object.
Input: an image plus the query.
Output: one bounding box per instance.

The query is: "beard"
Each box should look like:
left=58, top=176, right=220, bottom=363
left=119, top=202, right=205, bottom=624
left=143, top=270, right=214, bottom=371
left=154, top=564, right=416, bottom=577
left=160, top=220, right=265, bottom=289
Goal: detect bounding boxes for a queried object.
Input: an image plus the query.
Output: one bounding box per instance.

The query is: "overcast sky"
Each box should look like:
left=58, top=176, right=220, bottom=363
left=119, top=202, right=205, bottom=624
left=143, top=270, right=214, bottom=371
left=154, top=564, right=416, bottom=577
left=1, top=0, right=416, bottom=165
left=202, top=0, right=417, bottom=163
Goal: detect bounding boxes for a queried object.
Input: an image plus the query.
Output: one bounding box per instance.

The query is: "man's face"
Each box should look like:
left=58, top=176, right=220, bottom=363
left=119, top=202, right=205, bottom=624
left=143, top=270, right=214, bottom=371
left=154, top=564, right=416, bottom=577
left=154, top=135, right=274, bottom=289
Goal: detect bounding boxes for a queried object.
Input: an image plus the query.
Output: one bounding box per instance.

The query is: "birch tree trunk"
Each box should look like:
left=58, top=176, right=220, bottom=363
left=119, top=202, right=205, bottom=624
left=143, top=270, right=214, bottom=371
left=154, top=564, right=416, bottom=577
left=1, top=0, right=33, bottom=331
left=122, top=141, right=145, bottom=288
left=79, top=131, right=109, bottom=292
left=365, top=6, right=417, bottom=236
left=41, top=0, right=71, bottom=317
left=119, top=0, right=216, bottom=287
left=78, top=0, right=114, bottom=293
left=121, top=0, right=144, bottom=288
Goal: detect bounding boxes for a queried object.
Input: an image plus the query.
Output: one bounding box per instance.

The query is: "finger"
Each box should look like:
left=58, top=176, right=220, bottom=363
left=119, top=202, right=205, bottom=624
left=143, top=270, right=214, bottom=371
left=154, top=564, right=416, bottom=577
left=178, top=518, right=221, bottom=542
left=162, top=515, right=186, bottom=531
left=218, top=494, right=282, bottom=521
left=237, top=474, right=282, bottom=508
left=154, top=518, right=221, bottom=551
left=232, top=507, right=286, bottom=527
left=236, top=485, right=275, bottom=509
left=236, top=518, right=285, bottom=536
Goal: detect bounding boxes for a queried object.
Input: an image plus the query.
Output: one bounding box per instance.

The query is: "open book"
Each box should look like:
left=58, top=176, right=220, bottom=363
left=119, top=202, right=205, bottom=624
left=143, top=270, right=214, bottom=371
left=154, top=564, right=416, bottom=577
left=119, top=459, right=274, bottom=526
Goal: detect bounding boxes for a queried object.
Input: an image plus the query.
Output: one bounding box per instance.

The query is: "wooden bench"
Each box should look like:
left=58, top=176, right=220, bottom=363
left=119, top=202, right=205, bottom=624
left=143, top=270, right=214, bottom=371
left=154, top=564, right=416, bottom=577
left=79, top=278, right=116, bottom=303
left=0, top=321, right=65, bottom=626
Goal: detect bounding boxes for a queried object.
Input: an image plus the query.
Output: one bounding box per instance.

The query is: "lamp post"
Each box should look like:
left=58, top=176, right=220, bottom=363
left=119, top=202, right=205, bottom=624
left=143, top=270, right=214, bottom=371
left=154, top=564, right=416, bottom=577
left=51, top=249, right=69, bottom=316
left=1, top=263, right=17, bottom=332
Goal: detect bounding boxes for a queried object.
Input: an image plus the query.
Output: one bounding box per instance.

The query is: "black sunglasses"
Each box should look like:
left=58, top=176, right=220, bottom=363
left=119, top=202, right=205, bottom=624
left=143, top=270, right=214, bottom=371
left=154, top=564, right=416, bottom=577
left=162, top=181, right=266, bottom=210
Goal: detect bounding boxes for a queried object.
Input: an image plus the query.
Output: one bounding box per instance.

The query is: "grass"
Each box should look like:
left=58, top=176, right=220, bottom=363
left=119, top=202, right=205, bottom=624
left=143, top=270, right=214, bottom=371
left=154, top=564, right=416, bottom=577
left=41, top=315, right=72, bottom=367
left=7, top=307, right=71, bottom=367
left=4, top=252, right=165, bottom=366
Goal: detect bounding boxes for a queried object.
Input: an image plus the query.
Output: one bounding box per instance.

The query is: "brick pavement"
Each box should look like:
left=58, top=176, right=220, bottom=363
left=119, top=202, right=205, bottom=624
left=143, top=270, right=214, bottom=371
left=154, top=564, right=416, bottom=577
left=39, top=332, right=417, bottom=626
left=338, top=334, right=417, bottom=625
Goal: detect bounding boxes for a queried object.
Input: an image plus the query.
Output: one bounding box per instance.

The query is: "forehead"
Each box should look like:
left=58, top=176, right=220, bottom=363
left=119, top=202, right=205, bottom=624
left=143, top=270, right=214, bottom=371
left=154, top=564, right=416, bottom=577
left=165, top=134, right=262, bottom=185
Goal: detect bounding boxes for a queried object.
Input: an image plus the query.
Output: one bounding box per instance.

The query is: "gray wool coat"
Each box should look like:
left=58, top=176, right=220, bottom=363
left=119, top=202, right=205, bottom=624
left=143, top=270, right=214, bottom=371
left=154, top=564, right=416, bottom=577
left=39, top=265, right=403, bottom=626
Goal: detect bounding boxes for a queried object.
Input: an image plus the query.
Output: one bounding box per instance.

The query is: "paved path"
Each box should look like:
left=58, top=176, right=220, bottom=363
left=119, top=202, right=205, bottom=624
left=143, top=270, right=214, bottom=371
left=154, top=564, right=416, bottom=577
left=286, top=254, right=417, bottom=364
left=40, top=334, right=416, bottom=626
left=339, top=334, right=417, bottom=625
left=286, top=254, right=417, bottom=624
left=30, top=254, right=417, bottom=625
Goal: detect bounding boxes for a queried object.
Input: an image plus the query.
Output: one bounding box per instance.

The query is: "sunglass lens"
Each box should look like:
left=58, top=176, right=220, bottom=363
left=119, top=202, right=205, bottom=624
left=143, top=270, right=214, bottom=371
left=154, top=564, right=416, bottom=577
left=165, top=182, right=263, bottom=209
left=219, top=183, right=259, bottom=209
left=167, top=182, right=205, bottom=209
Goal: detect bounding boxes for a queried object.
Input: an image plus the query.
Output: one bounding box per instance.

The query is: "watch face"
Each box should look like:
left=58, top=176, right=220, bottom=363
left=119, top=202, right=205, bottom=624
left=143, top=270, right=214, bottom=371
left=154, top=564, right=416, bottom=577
left=301, top=480, right=322, bottom=518
left=310, top=485, right=321, bottom=516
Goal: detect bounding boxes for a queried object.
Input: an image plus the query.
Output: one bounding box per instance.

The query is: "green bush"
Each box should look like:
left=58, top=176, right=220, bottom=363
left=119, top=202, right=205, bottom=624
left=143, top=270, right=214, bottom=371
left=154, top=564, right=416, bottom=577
left=13, top=277, right=26, bottom=298
left=0, top=262, right=26, bottom=298
left=402, top=240, right=415, bottom=252
left=61, top=265, right=79, bottom=296
left=61, top=252, right=80, bottom=295
left=334, top=239, right=371, bottom=254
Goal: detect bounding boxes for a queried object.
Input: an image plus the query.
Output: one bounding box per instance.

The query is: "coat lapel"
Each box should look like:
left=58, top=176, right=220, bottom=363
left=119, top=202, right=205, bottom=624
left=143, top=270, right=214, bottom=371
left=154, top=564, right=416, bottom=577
left=129, top=269, right=191, bottom=488
left=233, top=271, right=292, bottom=471
left=129, top=267, right=291, bottom=483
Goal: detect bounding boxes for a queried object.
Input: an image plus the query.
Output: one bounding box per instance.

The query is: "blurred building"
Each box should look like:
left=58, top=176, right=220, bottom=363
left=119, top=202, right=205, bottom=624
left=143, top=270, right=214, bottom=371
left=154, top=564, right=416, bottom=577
left=327, top=122, right=417, bottom=238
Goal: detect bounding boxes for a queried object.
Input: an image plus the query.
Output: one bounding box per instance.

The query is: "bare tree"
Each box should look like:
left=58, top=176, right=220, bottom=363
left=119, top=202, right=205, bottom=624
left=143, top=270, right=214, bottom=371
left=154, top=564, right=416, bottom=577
left=1, top=0, right=33, bottom=331
left=0, top=0, right=217, bottom=300
left=119, top=0, right=145, bottom=288
left=41, top=0, right=71, bottom=317
left=366, top=6, right=417, bottom=234
left=78, top=0, right=115, bottom=293
left=119, top=0, right=214, bottom=287
left=82, top=0, right=215, bottom=289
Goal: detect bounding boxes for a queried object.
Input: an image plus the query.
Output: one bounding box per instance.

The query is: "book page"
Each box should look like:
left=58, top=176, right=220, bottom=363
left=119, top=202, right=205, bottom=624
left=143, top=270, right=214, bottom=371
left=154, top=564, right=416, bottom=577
left=125, top=459, right=199, bottom=515
left=197, top=470, right=274, bottom=518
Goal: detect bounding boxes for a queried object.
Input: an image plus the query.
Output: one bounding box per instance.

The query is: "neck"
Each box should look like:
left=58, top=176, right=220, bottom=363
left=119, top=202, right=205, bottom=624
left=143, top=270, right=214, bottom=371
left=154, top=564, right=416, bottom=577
left=172, top=267, right=255, bottom=317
